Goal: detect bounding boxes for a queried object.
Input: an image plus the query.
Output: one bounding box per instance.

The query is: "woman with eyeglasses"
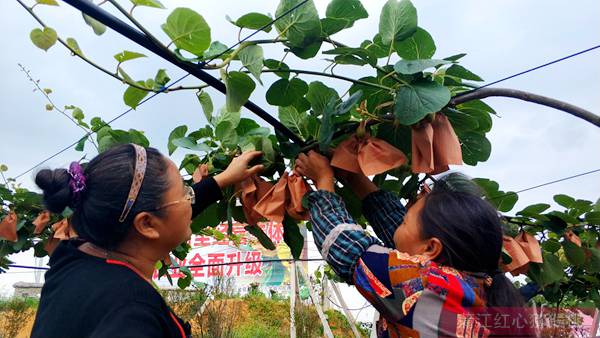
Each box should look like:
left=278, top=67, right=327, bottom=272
left=30, top=144, right=263, bottom=338
left=295, top=151, right=534, bottom=337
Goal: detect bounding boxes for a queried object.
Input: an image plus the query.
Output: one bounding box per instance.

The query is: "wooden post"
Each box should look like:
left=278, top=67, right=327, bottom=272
left=297, top=267, right=334, bottom=338
left=290, top=260, right=297, bottom=338
left=590, top=309, right=599, bottom=337
left=322, top=276, right=331, bottom=311
left=330, top=281, right=361, bottom=338
left=370, top=310, right=379, bottom=338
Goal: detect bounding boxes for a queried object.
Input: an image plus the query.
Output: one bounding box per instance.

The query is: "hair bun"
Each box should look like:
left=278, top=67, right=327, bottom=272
left=35, top=168, right=72, bottom=213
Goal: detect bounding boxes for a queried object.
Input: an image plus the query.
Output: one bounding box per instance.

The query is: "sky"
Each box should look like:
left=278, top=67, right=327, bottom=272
left=1, top=0, right=599, bottom=324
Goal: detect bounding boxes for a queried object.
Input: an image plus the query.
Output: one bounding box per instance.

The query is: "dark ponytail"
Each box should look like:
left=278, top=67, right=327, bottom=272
left=35, top=144, right=170, bottom=249
left=487, top=270, right=525, bottom=307
left=35, top=168, right=73, bottom=213
left=419, top=173, right=524, bottom=307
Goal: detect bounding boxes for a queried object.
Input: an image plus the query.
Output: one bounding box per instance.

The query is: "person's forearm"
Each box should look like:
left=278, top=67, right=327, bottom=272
left=191, top=177, right=223, bottom=218
left=345, top=174, right=379, bottom=200
left=361, top=190, right=406, bottom=248
left=307, top=190, right=380, bottom=282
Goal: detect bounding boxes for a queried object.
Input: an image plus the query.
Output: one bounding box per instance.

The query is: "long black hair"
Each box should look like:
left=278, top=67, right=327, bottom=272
left=35, top=144, right=170, bottom=249
left=419, top=172, right=525, bottom=307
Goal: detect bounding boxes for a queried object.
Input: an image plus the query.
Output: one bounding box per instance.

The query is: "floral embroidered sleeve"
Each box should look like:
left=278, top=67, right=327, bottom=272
left=352, top=247, right=427, bottom=325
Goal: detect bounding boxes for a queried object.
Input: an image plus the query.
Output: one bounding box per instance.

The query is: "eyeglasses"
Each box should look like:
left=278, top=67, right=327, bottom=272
left=153, top=185, right=195, bottom=211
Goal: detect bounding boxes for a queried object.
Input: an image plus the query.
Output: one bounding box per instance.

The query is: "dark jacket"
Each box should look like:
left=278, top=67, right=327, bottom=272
left=31, top=177, right=222, bottom=338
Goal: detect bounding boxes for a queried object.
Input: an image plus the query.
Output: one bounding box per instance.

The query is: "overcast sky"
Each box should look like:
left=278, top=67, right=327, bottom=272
left=1, top=0, right=599, bottom=322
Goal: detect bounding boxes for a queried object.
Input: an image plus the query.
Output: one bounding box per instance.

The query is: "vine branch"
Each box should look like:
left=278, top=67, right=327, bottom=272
left=451, top=88, right=600, bottom=128
left=202, top=39, right=286, bottom=69
left=17, top=0, right=207, bottom=93
left=18, top=63, right=99, bottom=151
left=258, top=69, right=393, bottom=91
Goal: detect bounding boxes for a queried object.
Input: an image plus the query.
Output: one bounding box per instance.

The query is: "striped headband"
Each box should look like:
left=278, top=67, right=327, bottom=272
left=118, top=144, right=147, bottom=223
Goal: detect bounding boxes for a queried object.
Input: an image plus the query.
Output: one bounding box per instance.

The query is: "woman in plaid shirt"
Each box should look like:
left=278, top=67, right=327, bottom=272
left=295, top=151, right=532, bottom=338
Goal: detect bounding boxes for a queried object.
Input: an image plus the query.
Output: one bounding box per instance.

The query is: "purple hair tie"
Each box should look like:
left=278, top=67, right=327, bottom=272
left=67, top=161, right=86, bottom=203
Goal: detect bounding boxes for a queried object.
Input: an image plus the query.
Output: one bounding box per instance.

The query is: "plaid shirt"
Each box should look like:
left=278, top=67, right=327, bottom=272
left=308, top=189, right=494, bottom=338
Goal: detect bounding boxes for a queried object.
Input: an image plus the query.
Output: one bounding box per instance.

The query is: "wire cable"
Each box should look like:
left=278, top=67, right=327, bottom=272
left=455, top=44, right=600, bottom=96
left=11, top=0, right=310, bottom=181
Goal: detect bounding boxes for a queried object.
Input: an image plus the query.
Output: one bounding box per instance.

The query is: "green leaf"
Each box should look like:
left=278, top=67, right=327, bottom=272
left=74, top=136, right=87, bottom=152
left=517, top=203, right=551, bottom=217
left=444, top=108, right=479, bottom=132
left=213, top=110, right=241, bottom=131
left=444, top=53, right=467, bottom=62
left=541, top=239, right=561, bottom=253
left=168, top=125, right=187, bottom=155
left=393, top=59, right=449, bottom=75
left=123, top=81, right=149, bottom=109
left=288, top=40, right=322, bottom=59
left=263, top=59, right=290, bottom=79
left=376, top=123, right=412, bottom=155
left=554, top=194, right=576, bottom=209
left=225, top=71, right=255, bottom=112
left=495, top=192, right=518, bottom=213
left=378, top=0, right=417, bottom=46
left=245, top=224, right=276, bottom=250
left=30, top=27, right=57, bottom=51
left=563, top=240, right=586, bottom=266
left=215, top=121, right=238, bottom=148
left=472, top=178, right=498, bottom=198
left=172, top=137, right=211, bottom=152
left=229, top=12, right=273, bottom=32
left=323, top=47, right=377, bottom=67
left=393, top=80, right=451, bottom=125
left=445, top=64, right=483, bottom=82
left=196, top=91, right=213, bottom=123
left=236, top=118, right=262, bottom=136
left=459, top=132, right=492, bottom=165
left=571, top=199, right=593, bottom=213
left=117, top=67, right=136, bottom=85
left=82, top=14, right=107, bottom=35
left=177, top=270, right=192, bottom=289
left=36, top=0, right=59, bottom=6
left=238, top=45, right=264, bottom=83
left=278, top=106, right=308, bottom=138
left=585, top=211, right=600, bottom=225
left=114, top=50, right=146, bottom=63
left=586, top=248, right=600, bottom=273
left=319, top=91, right=362, bottom=152
left=71, top=107, right=84, bottom=121
left=306, top=81, right=339, bottom=115
left=360, top=34, right=390, bottom=59
left=283, top=216, right=304, bottom=259
left=541, top=214, right=568, bottom=233
left=274, top=0, right=321, bottom=47
left=130, top=0, right=165, bottom=9
left=528, top=253, right=563, bottom=287
left=66, top=38, right=83, bottom=56
left=266, top=78, right=309, bottom=107
left=203, top=41, right=229, bottom=60
left=318, top=98, right=338, bottom=152
left=261, top=137, right=275, bottom=163
left=276, top=130, right=300, bottom=159
left=321, top=0, right=368, bottom=35
left=395, top=27, right=435, bottom=60
left=188, top=126, right=213, bottom=140
left=161, top=8, right=211, bottom=56
left=153, top=69, right=170, bottom=89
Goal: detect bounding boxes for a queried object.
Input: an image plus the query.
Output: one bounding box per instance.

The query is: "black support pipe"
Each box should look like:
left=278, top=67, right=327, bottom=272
left=61, top=0, right=306, bottom=146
